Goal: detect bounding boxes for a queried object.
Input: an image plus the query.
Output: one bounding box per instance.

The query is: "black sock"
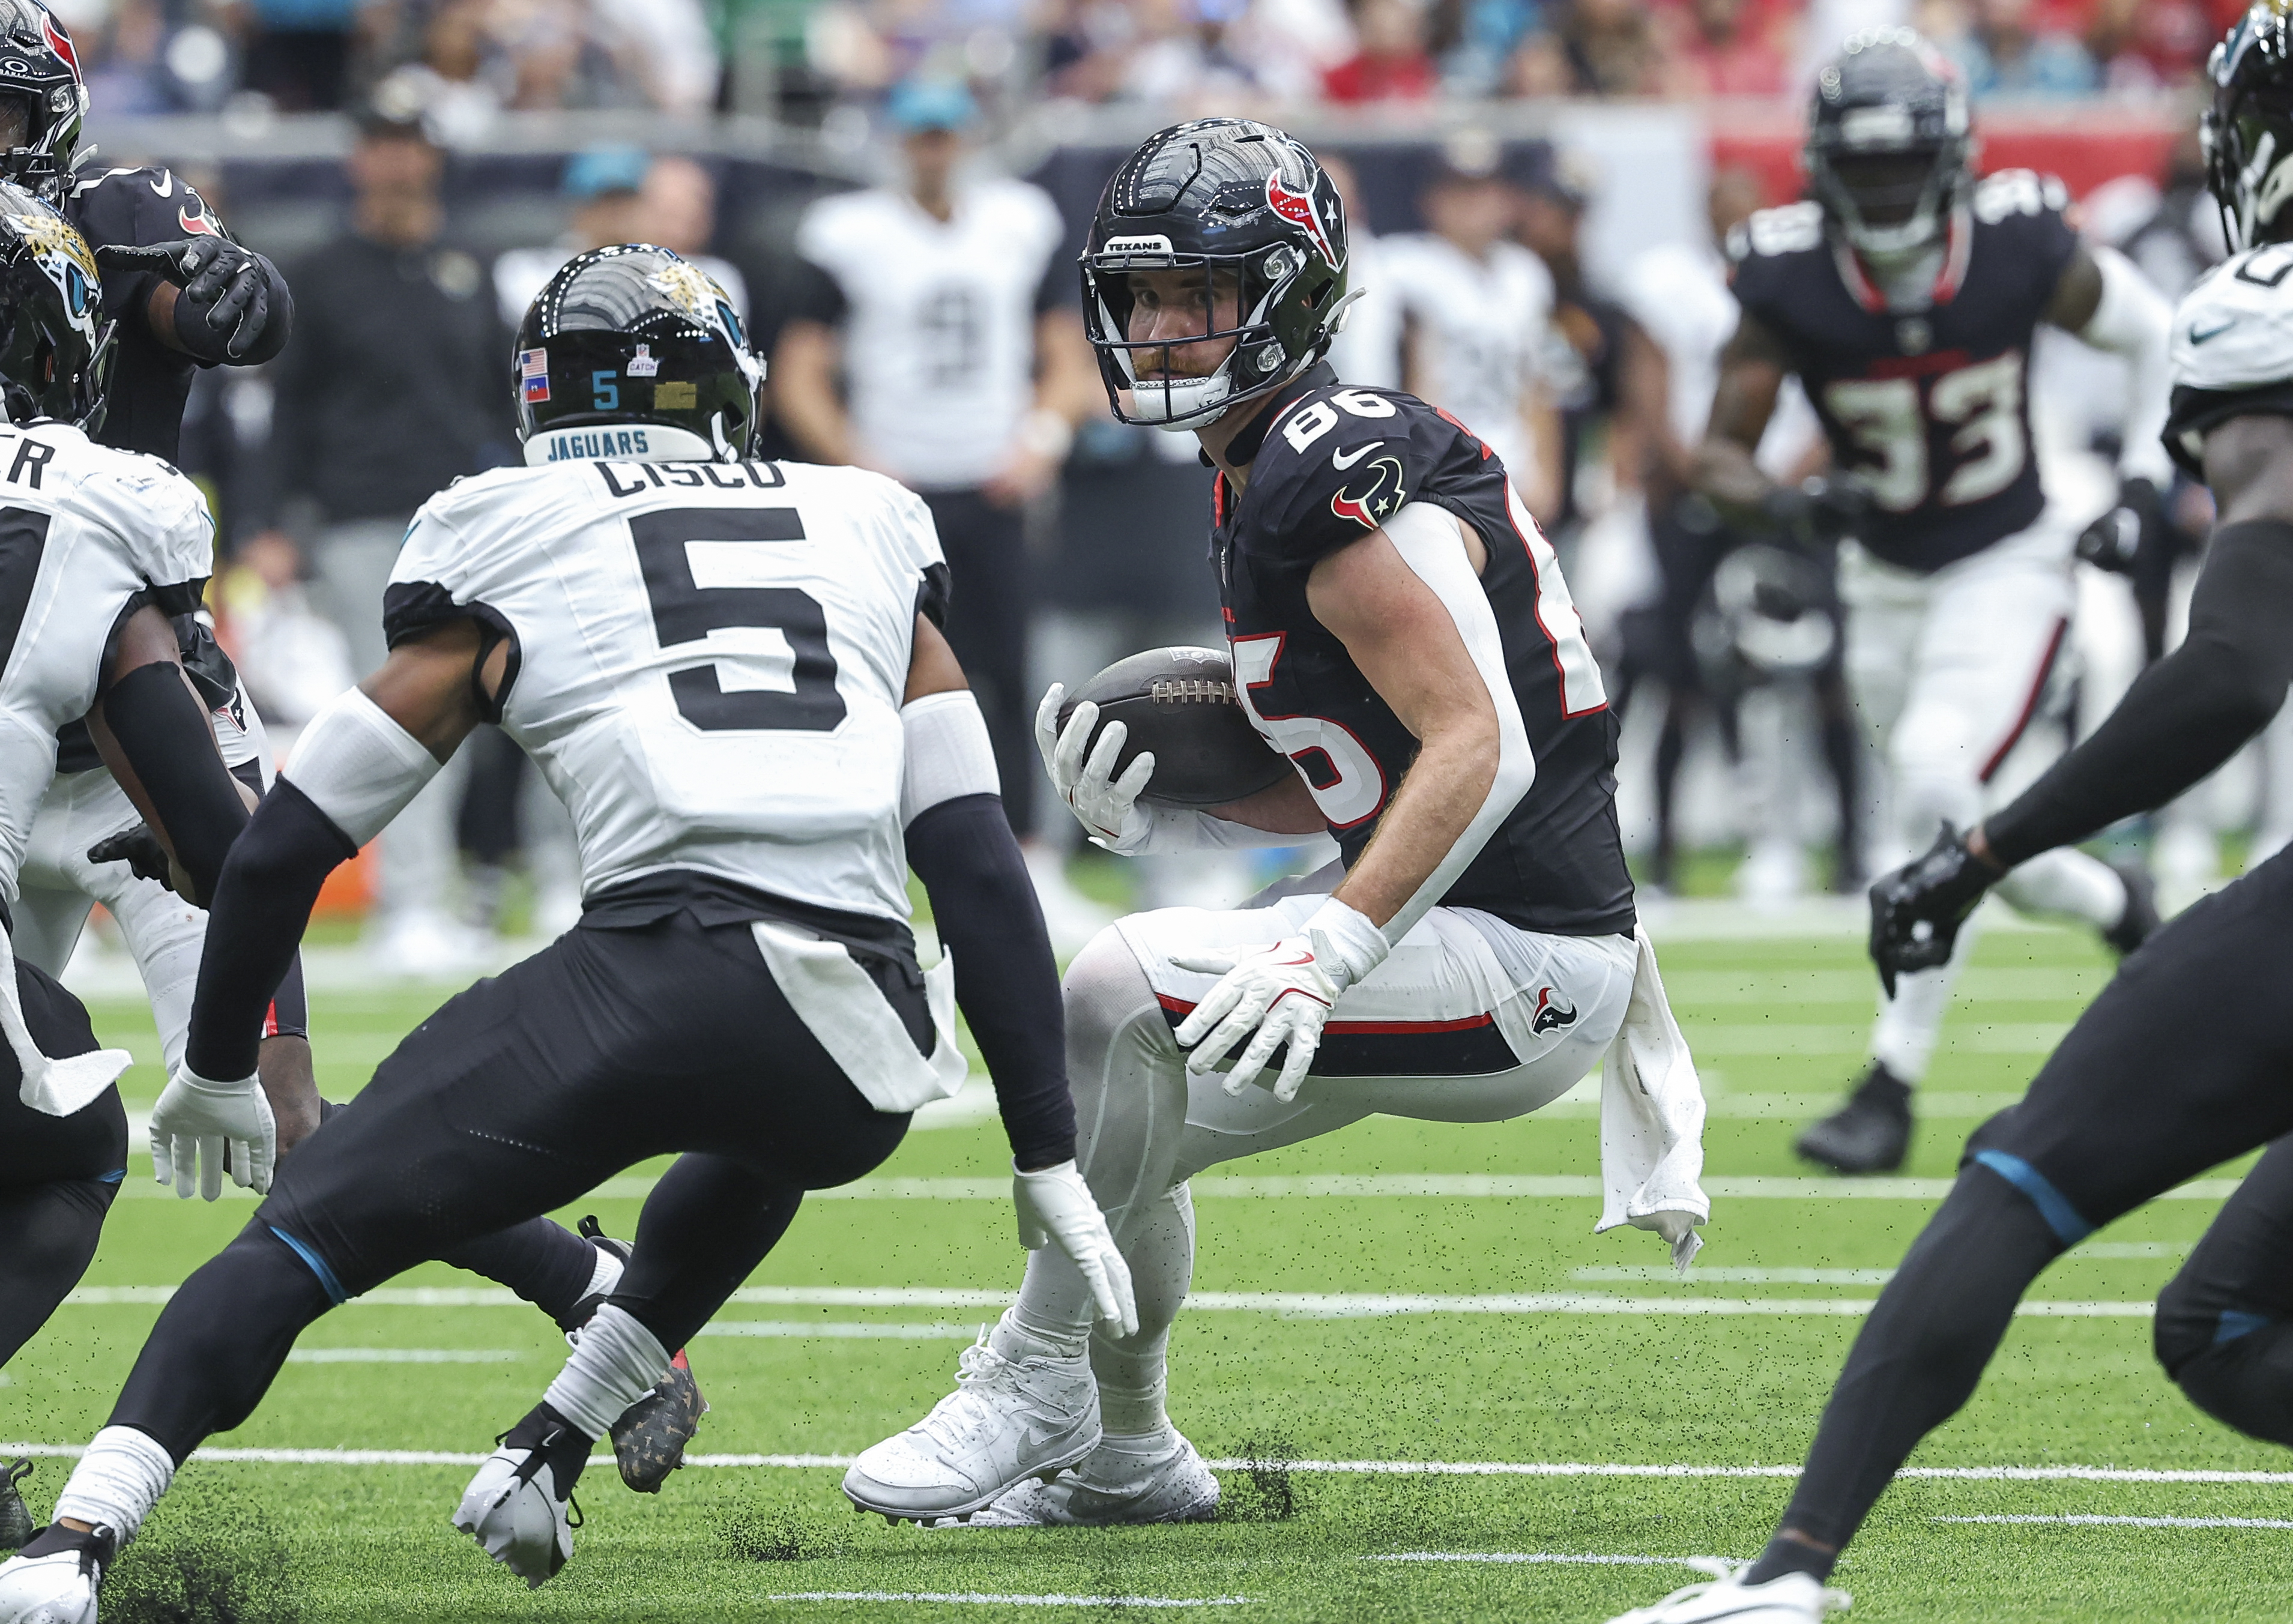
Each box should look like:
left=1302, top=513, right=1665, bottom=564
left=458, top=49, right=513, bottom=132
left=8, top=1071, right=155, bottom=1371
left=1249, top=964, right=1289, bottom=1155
left=1745, top=1532, right=1836, bottom=1586
left=441, top=1219, right=602, bottom=1331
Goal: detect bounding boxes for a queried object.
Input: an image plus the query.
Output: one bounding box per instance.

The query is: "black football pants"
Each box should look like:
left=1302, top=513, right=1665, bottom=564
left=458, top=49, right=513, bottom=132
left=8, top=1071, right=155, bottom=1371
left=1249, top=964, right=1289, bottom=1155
left=106, top=911, right=914, bottom=1463
left=0, top=960, right=124, bottom=1368
left=1769, top=844, right=2293, bottom=1562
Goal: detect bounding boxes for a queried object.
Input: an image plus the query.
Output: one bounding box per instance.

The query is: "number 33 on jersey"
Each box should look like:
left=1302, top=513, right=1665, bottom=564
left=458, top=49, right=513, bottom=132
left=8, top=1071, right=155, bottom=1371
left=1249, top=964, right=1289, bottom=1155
left=1727, top=169, right=2076, bottom=573
left=384, top=458, right=947, bottom=926
left=1211, top=368, right=1636, bottom=939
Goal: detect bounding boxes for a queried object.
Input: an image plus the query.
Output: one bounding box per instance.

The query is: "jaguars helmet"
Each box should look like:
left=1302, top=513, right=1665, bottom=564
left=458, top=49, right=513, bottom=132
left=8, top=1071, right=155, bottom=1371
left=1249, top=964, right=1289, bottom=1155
left=1081, top=118, right=1350, bottom=430
left=515, top=244, right=764, bottom=465
left=0, top=181, right=109, bottom=429
left=0, top=2, right=85, bottom=202
left=2205, top=2, right=2293, bottom=253
left=1805, top=29, right=1972, bottom=263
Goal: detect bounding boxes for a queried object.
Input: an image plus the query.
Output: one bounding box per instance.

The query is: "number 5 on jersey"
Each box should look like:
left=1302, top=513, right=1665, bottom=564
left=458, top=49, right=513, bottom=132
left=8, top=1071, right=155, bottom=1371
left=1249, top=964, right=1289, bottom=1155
left=630, top=507, right=846, bottom=732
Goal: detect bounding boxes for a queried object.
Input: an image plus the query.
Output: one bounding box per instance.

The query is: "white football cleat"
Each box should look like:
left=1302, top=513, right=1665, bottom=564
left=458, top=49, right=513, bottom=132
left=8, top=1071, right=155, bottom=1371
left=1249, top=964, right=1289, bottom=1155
left=0, top=1524, right=112, bottom=1624
left=453, top=1442, right=577, bottom=1588
left=1606, top=1566, right=1849, bottom=1623
left=968, top=1426, right=1219, bottom=1526
left=842, top=1330, right=1099, bottom=1524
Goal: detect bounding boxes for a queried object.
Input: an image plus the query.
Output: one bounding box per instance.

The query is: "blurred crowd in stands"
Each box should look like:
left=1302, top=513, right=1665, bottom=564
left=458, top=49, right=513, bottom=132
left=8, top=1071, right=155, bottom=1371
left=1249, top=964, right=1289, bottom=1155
left=40, top=0, right=2249, bottom=131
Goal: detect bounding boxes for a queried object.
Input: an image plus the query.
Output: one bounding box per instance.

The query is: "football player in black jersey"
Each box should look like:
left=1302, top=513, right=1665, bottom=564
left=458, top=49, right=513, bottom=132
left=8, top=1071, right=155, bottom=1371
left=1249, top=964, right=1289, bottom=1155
left=845, top=116, right=1708, bottom=1531
left=1699, top=28, right=2173, bottom=1175
left=1608, top=10, right=2293, bottom=1620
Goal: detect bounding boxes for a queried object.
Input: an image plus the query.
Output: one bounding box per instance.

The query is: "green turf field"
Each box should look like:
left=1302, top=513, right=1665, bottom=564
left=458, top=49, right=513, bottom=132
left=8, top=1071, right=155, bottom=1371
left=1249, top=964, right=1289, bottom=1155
left=5, top=910, right=2286, bottom=1622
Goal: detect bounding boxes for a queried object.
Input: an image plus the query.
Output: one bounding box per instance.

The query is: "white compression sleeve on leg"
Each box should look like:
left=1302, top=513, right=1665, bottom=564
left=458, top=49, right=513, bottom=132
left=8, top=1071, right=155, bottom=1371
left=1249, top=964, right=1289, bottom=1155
left=2076, top=244, right=2175, bottom=486
left=542, top=1304, right=669, bottom=1440
left=53, top=1426, right=176, bottom=1541
left=279, top=687, right=442, bottom=847
left=899, top=689, right=1000, bottom=826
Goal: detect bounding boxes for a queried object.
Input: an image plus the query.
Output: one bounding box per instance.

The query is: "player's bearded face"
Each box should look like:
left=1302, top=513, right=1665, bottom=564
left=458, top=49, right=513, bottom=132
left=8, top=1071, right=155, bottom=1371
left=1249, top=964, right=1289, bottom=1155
left=1124, top=267, right=1242, bottom=380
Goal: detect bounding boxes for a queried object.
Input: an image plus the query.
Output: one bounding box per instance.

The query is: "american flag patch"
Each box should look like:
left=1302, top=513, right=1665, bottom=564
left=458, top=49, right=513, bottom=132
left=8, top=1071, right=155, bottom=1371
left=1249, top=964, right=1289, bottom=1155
left=518, top=347, right=549, bottom=403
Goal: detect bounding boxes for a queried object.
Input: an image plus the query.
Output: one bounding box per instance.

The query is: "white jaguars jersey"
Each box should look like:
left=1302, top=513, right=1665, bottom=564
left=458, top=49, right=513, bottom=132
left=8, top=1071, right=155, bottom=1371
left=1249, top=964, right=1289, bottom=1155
left=387, top=457, right=945, bottom=923
left=1377, top=233, right=1554, bottom=480
left=2165, top=241, right=2293, bottom=474
left=796, top=178, right=1065, bottom=490
left=0, top=421, right=214, bottom=904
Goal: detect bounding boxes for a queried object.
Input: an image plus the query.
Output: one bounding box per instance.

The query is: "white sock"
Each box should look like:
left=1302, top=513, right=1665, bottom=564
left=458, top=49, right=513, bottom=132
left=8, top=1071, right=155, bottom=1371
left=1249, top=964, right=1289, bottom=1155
left=52, top=1426, right=175, bottom=1542
left=582, top=1242, right=624, bottom=1303
left=1994, top=847, right=2128, bottom=929
left=1089, top=1183, right=1193, bottom=1435
left=542, top=1305, right=668, bottom=1439
left=1868, top=911, right=1980, bottom=1087
left=989, top=1298, right=1089, bottom=1363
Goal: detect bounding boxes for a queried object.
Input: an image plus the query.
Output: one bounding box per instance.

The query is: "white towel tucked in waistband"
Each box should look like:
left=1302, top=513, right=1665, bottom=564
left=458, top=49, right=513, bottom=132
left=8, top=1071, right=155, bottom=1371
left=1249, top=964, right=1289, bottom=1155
left=1595, top=924, right=1709, bottom=1273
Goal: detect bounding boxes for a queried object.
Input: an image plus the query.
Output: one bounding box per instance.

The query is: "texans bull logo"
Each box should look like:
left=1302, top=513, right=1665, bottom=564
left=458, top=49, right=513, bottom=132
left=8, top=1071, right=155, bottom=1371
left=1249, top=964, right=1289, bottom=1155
left=1264, top=171, right=1338, bottom=270
left=1530, top=986, right=1578, bottom=1035
left=1330, top=454, right=1407, bottom=530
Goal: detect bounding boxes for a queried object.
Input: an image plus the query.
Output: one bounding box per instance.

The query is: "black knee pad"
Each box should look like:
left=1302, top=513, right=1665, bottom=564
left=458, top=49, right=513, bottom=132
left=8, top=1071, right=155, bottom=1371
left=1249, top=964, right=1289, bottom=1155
left=2163, top=1318, right=2293, bottom=1448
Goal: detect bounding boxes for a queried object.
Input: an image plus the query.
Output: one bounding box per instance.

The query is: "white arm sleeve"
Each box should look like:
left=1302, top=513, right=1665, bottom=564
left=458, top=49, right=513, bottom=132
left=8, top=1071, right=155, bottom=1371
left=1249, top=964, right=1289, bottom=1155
left=1371, top=500, right=1538, bottom=947
left=900, top=688, right=1000, bottom=826
left=2076, top=245, right=2177, bottom=486
left=279, top=687, right=443, bottom=847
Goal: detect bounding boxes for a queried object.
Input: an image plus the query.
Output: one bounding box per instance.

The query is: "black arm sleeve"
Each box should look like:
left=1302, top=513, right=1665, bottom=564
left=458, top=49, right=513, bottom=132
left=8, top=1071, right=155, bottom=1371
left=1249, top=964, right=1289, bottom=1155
left=184, top=780, right=355, bottom=1081
left=1986, top=518, right=2293, bottom=866
left=904, top=792, right=1077, bottom=1170
left=98, top=662, right=251, bottom=907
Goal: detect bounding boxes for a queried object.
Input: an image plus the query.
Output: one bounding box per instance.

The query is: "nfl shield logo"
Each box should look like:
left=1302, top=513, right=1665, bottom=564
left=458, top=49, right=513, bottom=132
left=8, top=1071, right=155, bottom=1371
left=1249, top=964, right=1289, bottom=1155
left=519, top=348, right=549, bottom=403
left=627, top=343, right=659, bottom=378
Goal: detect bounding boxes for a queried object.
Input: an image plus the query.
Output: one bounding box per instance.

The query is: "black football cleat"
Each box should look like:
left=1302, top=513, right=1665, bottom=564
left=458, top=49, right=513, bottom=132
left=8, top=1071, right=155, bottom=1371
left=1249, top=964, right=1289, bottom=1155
left=0, top=1461, right=31, bottom=1552
left=1795, top=1063, right=1913, bottom=1174
left=2102, top=860, right=2161, bottom=958
left=611, top=1349, right=708, bottom=1494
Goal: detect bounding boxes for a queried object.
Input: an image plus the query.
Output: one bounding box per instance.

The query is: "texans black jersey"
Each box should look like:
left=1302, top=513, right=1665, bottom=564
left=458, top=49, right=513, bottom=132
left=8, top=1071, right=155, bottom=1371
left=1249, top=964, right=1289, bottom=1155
left=65, top=166, right=232, bottom=462
left=1728, top=171, right=2079, bottom=573
left=1213, top=366, right=1635, bottom=938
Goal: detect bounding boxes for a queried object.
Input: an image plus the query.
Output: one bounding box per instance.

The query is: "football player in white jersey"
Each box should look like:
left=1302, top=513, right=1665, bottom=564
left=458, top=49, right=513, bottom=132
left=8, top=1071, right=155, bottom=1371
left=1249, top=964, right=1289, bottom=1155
left=0, top=186, right=278, bottom=1376
left=0, top=244, right=1136, bottom=1613
left=1379, top=136, right=1564, bottom=521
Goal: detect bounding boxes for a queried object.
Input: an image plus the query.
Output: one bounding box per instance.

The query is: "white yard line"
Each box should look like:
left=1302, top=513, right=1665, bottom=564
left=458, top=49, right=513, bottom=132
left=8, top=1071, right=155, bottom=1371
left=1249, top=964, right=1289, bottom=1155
left=1938, top=1515, right=2293, bottom=1530
left=1364, top=1553, right=1729, bottom=1568
left=6, top=1444, right=2289, bottom=1485
left=57, top=1284, right=2163, bottom=1318
left=283, top=1349, right=524, bottom=1363
left=695, top=1322, right=976, bottom=1340
left=763, top=1595, right=1250, bottom=1609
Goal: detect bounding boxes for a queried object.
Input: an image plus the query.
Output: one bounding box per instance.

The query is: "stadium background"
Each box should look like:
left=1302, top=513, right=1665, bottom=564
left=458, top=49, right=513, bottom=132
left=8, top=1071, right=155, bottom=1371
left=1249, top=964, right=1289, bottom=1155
left=7, top=2, right=2289, bottom=1620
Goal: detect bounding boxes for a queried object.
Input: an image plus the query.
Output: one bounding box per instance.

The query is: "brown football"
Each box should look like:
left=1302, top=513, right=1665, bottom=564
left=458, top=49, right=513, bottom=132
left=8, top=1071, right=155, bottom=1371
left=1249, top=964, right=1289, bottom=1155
left=1057, top=646, right=1291, bottom=809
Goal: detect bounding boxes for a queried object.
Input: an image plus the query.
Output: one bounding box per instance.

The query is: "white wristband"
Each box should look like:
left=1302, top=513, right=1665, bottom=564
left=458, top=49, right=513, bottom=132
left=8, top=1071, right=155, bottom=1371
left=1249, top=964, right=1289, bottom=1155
left=1302, top=896, right=1389, bottom=988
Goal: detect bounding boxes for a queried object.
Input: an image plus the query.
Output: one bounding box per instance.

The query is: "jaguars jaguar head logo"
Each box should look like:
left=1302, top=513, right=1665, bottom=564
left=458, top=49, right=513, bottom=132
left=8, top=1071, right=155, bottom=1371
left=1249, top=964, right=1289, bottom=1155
left=1330, top=454, right=1407, bottom=530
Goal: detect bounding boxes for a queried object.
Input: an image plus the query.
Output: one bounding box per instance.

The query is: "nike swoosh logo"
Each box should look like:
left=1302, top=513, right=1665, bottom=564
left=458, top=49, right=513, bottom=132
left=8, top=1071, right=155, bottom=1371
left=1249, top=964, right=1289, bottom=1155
left=1331, top=441, right=1383, bottom=470
left=2189, top=319, right=2237, bottom=345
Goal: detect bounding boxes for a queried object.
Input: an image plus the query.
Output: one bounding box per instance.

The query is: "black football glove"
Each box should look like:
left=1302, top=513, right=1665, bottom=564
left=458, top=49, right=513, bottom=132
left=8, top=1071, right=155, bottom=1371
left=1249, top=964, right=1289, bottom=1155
left=1867, top=822, right=2004, bottom=998
left=87, top=822, right=179, bottom=895
left=1760, top=475, right=1871, bottom=547
left=96, top=238, right=283, bottom=363
left=2075, top=475, right=2171, bottom=575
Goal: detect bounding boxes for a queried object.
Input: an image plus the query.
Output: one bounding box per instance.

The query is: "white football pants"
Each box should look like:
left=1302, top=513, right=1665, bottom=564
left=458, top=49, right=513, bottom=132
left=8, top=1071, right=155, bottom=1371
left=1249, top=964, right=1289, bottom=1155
left=995, top=895, right=1637, bottom=1436
left=1840, top=526, right=2129, bottom=1085
left=11, top=690, right=272, bottom=1081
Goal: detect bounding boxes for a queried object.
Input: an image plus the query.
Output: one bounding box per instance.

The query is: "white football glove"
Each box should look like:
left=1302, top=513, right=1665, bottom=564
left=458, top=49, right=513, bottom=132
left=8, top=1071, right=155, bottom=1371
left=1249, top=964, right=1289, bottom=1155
left=151, top=1063, right=276, bottom=1201
left=1012, top=1158, right=1138, bottom=1338
left=1171, top=898, right=1391, bottom=1102
left=1035, top=684, right=1156, bottom=854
